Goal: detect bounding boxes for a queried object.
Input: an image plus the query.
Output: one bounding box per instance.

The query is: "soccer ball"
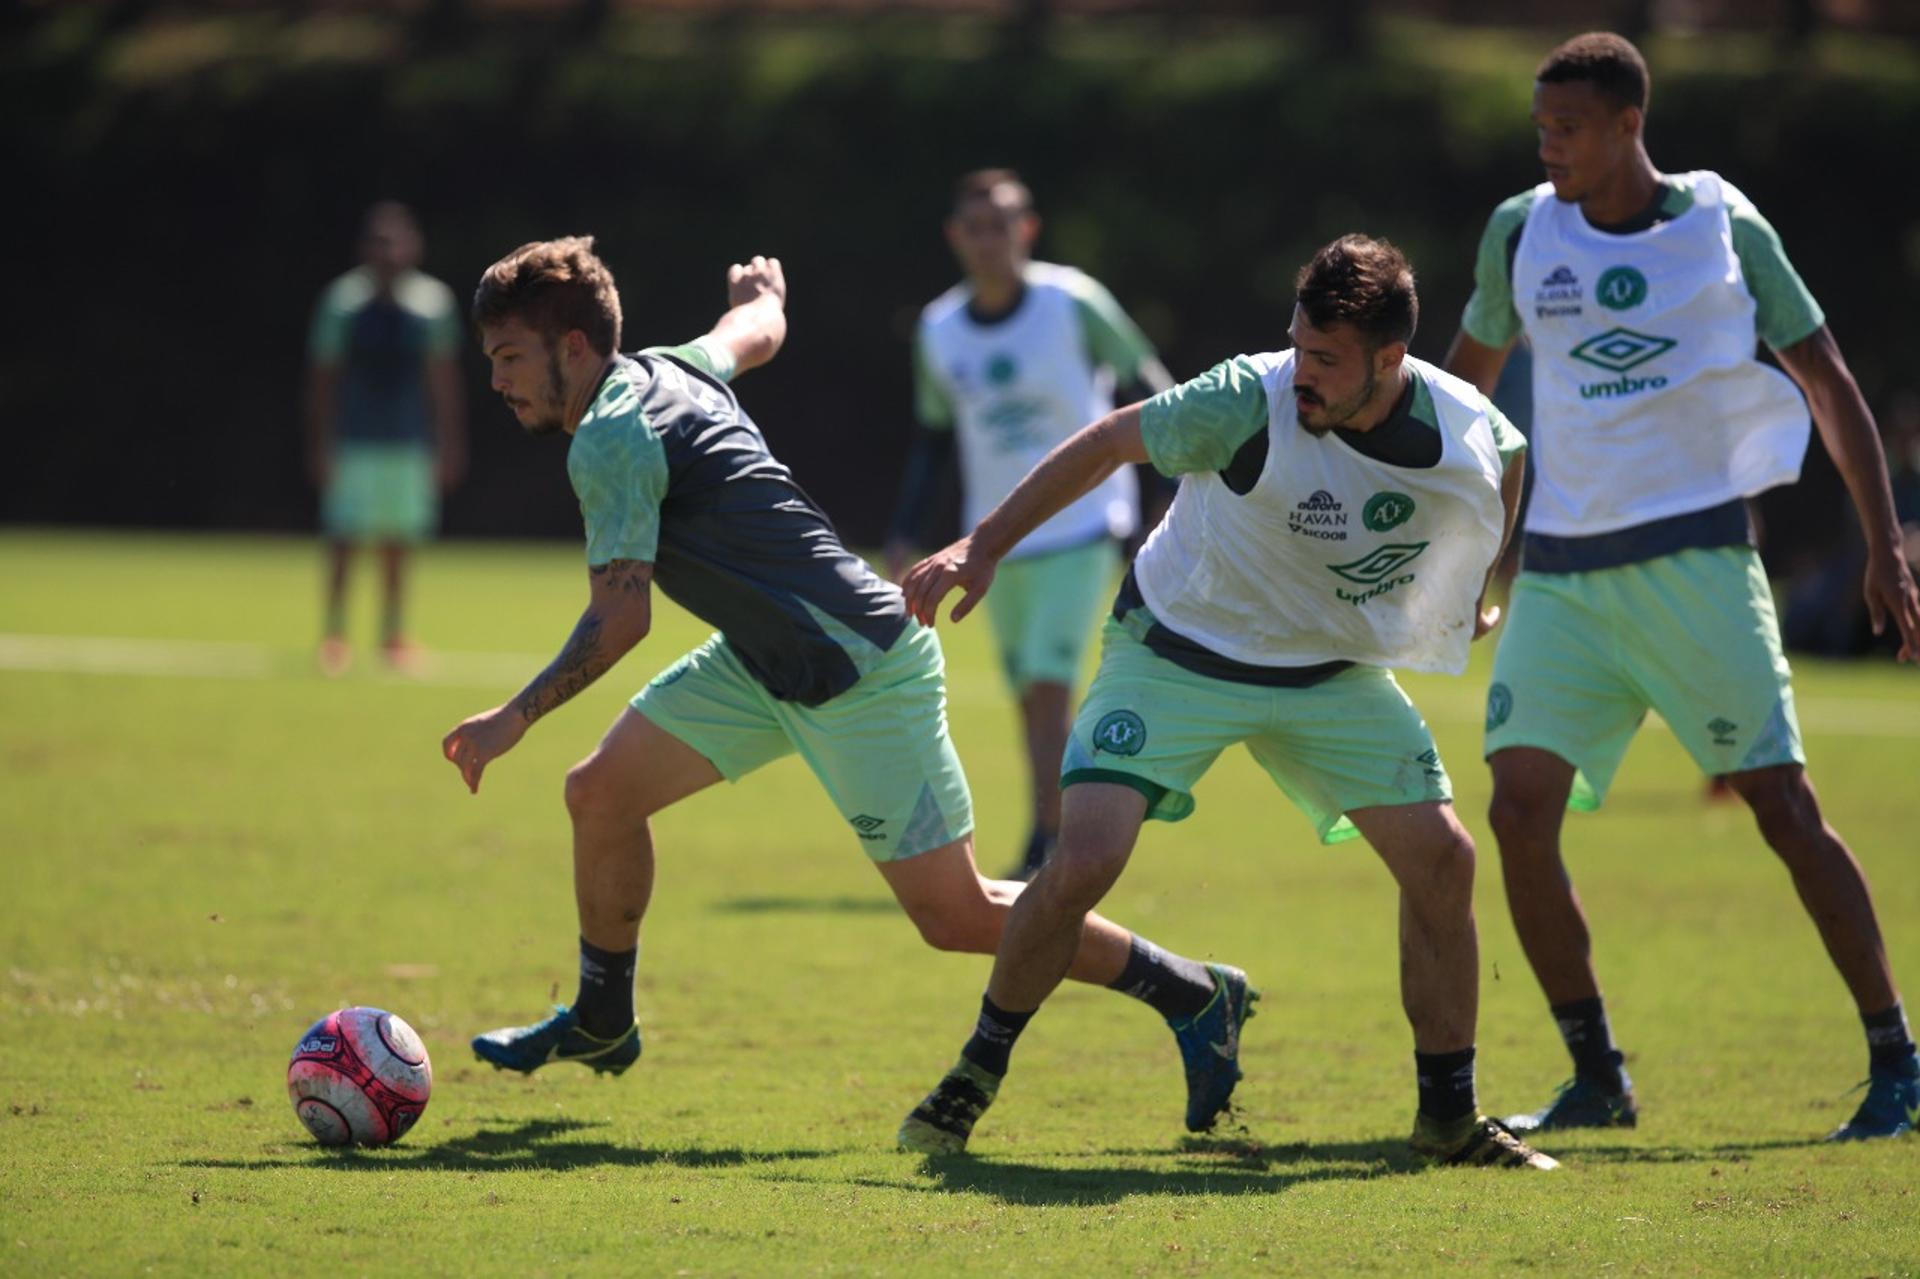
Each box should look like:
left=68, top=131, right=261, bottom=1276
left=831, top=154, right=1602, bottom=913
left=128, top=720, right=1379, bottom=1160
left=286, top=1006, right=433, bottom=1146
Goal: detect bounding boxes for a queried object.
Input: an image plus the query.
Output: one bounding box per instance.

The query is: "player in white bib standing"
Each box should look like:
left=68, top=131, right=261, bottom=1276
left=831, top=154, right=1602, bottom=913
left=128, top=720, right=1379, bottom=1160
left=1445, top=32, right=1920, bottom=1141
left=896, top=235, right=1556, bottom=1169
left=888, top=169, right=1174, bottom=881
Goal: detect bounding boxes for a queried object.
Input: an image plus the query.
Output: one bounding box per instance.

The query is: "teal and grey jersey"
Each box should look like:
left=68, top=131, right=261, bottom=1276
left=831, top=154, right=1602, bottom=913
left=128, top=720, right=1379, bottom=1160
left=568, top=338, right=908, bottom=706
left=309, top=266, right=461, bottom=445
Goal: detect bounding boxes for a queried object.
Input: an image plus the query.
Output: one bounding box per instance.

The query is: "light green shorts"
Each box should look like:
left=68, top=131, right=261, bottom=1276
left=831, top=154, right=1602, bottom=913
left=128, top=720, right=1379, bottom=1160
left=1060, top=619, right=1451, bottom=845
left=323, top=442, right=436, bottom=542
left=631, top=623, right=974, bottom=862
left=986, top=538, right=1120, bottom=691
left=1484, top=545, right=1804, bottom=810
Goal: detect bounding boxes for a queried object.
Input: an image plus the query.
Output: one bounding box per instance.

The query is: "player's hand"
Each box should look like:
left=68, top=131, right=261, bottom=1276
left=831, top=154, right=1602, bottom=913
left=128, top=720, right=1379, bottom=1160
left=727, top=256, right=786, bottom=309
left=441, top=705, right=528, bottom=794
left=1863, top=547, right=1920, bottom=664
left=902, top=536, right=996, bottom=626
left=1472, top=599, right=1503, bottom=640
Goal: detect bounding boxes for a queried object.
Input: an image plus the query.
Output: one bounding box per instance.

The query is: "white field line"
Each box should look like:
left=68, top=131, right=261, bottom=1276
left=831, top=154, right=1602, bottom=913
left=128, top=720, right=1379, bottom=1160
left=2, top=632, right=1916, bottom=738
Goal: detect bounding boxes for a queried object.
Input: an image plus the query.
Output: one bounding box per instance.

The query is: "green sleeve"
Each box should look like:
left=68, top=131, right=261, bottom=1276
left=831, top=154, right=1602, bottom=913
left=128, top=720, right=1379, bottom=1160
left=1726, top=195, right=1825, bottom=351
left=1459, top=191, right=1536, bottom=350
left=1066, top=274, right=1158, bottom=382
left=1139, top=356, right=1269, bottom=478
left=912, top=333, right=954, bottom=431
left=308, top=283, right=351, bottom=366
left=567, top=416, right=670, bottom=566
left=1486, top=401, right=1528, bottom=468
left=423, top=278, right=462, bottom=357
left=642, top=335, right=738, bottom=384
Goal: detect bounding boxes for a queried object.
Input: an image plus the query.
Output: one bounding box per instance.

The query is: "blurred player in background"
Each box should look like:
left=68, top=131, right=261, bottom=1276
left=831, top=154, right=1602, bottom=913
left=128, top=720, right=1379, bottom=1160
left=306, top=201, right=466, bottom=675
left=442, top=240, right=1247, bottom=1133
left=1446, top=32, right=1920, bottom=1141
left=898, top=236, right=1555, bottom=1170
left=887, top=170, right=1174, bottom=881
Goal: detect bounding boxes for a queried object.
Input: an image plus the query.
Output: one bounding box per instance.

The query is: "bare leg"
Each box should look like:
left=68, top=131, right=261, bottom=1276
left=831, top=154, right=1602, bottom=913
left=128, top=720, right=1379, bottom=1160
left=1347, top=801, right=1480, bottom=1053
left=874, top=830, right=1131, bottom=986
left=563, top=709, right=722, bottom=951
left=1018, top=679, right=1072, bottom=841
left=378, top=541, right=408, bottom=650
left=1487, top=746, right=1600, bottom=1005
left=1726, top=763, right=1900, bottom=1015
left=980, top=782, right=1148, bottom=1011
left=318, top=540, right=352, bottom=675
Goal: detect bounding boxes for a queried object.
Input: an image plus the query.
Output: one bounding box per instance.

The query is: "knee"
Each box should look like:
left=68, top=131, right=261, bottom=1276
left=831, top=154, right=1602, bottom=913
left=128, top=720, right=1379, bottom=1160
left=564, top=756, right=645, bottom=826
left=1038, top=837, right=1128, bottom=908
left=1487, top=784, right=1558, bottom=852
left=1417, top=830, right=1478, bottom=912
left=904, top=891, right=995, bottom=955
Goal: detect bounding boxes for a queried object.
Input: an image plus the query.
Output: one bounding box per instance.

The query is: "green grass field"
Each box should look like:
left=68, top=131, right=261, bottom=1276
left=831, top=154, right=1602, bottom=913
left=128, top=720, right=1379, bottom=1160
left=3, top=529, right=1917, bottom=1276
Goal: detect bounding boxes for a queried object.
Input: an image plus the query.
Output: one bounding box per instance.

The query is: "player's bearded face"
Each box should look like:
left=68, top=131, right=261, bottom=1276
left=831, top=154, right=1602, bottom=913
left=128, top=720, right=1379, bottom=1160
left=517, top=347, right=569, bottom=438
left=1293, top=361, right=1378, bottom=435
left=1288, top=310, right=1386, bottom=435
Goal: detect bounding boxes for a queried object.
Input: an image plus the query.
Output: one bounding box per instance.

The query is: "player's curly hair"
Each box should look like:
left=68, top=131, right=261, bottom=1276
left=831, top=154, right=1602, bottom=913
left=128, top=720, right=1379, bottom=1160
left=1294, top=235, right=1418, bottom=352
left=1537, top=32, right=1650, bottom=113
left=472, top=236, right=623, bottom=357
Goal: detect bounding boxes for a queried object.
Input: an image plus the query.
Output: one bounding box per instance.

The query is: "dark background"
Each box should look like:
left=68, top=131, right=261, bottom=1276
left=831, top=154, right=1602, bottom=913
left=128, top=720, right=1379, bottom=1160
left=7, top=0, right=1919, bottom=563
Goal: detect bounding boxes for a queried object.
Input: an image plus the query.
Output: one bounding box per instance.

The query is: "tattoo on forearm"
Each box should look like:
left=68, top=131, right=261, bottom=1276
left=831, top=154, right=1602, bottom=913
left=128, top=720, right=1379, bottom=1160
left=589, top=558, right=652, bottom=594
left=516, top=611, right=611, bottom=725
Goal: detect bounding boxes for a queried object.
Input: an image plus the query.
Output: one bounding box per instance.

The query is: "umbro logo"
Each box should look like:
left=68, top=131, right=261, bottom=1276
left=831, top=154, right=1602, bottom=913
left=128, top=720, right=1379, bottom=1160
left=850, top=814, right=888, bottom=841
left=1708, top=717, right=1738, bottom=746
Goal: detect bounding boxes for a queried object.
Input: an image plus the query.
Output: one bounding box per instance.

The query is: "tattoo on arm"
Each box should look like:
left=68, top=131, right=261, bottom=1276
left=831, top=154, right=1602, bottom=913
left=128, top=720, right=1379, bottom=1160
left=515, top=560, right=653, bottom=724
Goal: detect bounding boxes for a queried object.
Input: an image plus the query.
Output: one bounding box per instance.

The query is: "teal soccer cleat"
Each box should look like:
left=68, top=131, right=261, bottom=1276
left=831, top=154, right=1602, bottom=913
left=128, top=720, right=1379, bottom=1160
left=471, top=1005, right=642, bottom=1076
left=1503, top=1074, right=1638, bottom=1133
left=1168, top=964, right=1259, bottom=1132
left=1826, top=1061, right=1920, bottom=1142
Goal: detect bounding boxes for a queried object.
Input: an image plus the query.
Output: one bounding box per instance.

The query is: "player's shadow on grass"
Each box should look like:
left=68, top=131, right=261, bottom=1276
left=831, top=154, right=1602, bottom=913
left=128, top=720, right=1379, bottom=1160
left=872, top=1134, right=1420, bottom=1206
left=1544, top=1137, right=1826, bottom=1164
left=178, top=1117, right=829, bottom=1174
left=710, top=895, right=899, bottom=915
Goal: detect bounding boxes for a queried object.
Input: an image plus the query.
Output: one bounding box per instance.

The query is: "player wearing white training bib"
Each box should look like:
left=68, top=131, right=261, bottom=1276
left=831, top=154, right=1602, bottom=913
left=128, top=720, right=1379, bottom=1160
left=889, top=170, right=1174, bottom=880
left=897, top=236, right=1556, bottom=1171
left=1445, top=32, right=1920, bottom=1143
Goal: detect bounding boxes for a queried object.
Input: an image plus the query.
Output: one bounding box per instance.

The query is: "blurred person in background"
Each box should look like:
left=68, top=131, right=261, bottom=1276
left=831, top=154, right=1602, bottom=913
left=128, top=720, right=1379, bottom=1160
left=306, top=200, right=466, bottom=675
left=1445, top=31, right=1920, bottom=1143
left=887, top=169, right=1174, bottom=881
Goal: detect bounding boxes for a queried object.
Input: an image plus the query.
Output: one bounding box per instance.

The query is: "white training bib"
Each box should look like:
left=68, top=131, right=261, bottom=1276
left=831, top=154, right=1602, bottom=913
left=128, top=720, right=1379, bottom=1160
left=919, top=262, right=1137, bottom=557
left=1132, top=352, right=1508, bottom=675
left=1513, top=171, right=1810, bottom=536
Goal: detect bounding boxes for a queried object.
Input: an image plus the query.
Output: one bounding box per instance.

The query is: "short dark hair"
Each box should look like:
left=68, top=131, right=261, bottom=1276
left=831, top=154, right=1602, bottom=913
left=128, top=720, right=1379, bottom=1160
left=1537, top=32, right=1650, bottom=113
left=953, top=168, right=1034, bottom=215
left=1294, top=235, right=1418, bottom=351
left=472, top=236, right=622, bottom=357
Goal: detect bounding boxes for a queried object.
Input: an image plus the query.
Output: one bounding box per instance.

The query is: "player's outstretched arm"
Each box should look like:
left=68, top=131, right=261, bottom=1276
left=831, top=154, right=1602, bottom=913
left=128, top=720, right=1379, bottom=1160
left=1774, top=326, right=1920, bottom=663
left=703, top=256, right=788, bottom=378
left=1474, top=450, right=1528, bottom=639
left=441, top=560, right=655, bottom=792
left=902, top=405, right=1150, bottom=626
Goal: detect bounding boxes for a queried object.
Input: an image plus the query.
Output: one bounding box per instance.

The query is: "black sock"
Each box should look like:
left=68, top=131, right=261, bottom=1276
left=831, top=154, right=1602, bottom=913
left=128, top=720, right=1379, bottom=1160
left=573, top=937, right=637, bottom=1038
left=1106, top=936, right=1217, bottom=1021
left=1863, top=1003, right=1917, bottom=1073
left=959, top=995, right=1033, bottom=1077
left=1551, top=996, right=1627, bottom=1091
left=1415, top=1047, right=1479, bottom=1123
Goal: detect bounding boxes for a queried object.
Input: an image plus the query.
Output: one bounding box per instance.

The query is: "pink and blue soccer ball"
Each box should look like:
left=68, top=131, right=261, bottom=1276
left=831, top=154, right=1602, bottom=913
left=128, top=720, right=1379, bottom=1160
left=286, top=1007, right=432, bottom=1146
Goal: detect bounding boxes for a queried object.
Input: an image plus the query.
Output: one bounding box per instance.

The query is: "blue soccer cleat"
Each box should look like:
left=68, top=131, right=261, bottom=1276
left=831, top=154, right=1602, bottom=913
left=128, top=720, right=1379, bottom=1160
left=1826, top=1061, right=1920, bottom=1142
left=471, top=1005, right=642, bottom=1076
left=1168, top=964, right=1259, bottom=1132
left=1503, top=1073, right=1638, bottom=1133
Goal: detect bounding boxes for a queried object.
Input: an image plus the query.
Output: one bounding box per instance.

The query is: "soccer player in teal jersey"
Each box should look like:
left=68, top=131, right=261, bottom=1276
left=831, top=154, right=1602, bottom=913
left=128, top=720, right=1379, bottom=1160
left=1445, top=32, right=1920, bottom=1141
left=888, top=170, right=1174, bottom=881
left=441, top=238, right=1248, bottom=1133
left=898, top=236, right=1556, bottom=1170
left=306, top=202, right=466, bottom=675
